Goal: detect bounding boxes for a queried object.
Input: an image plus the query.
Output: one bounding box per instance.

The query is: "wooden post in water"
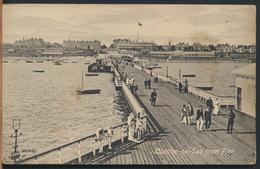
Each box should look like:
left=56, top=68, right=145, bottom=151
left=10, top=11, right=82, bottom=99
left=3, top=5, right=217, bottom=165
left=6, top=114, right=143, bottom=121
left=58, top=148, right=62, bottom=164
left=77, top=141, right=82, bottom=163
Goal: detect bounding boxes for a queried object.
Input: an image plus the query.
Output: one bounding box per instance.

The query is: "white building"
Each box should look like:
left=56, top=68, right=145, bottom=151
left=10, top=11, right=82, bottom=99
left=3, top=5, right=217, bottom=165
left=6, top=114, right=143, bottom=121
left=232, top=64, right=256, bottom=117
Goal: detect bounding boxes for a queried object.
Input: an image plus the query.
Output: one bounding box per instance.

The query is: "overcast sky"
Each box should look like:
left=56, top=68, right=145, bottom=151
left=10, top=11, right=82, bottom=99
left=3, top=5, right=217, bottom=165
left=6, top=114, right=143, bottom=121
left=3, top=4, right=256, bottom=46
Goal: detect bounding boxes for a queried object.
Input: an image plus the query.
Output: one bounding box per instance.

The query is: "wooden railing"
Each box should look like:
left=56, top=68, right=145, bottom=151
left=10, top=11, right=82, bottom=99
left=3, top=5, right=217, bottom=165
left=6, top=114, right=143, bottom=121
left=17, top=67, right=146, bottom=165
left=16, top=122, right=128, bottom=164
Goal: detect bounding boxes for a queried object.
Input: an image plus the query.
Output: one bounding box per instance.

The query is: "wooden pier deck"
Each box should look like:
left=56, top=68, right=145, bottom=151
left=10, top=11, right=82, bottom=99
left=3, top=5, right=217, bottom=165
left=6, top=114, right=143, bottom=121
left=80, top=64, right=256, bottom=165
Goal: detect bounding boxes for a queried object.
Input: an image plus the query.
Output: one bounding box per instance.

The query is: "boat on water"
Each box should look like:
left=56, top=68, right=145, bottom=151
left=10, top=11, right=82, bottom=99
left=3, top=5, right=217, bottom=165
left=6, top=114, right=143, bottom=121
left=25, top=60, right=33, bottom=63
left=77, top=72, right=101, bottom=95
left=32, top=70, right=45, bottom=73
left=85, top=73, right=99, bottom=76
left=77, top=89, right=101, bottom=94
left=37, top=60, right=44, bottom=63
left=54, top=61, right=62, bottom=65
left=85, top=62, right=91, bottom=64
left=183, top=74, right=196, bottom=77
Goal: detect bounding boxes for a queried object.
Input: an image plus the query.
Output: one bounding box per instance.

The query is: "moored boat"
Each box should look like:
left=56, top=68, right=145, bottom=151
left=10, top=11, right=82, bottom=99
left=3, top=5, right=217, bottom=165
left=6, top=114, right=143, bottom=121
left=85, top=73, right=99, bottom=76
left=32, top=70, right=45, bottom=73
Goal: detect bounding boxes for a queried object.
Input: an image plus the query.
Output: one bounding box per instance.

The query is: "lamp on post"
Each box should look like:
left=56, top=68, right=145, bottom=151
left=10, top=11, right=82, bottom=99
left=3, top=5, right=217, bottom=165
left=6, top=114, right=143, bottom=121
left=10, top=118, right=22, bottom=163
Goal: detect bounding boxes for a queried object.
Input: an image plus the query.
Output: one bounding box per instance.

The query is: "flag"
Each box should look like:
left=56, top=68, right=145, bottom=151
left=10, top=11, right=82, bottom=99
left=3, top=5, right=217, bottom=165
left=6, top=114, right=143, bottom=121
left=138, top=22, right=143, bottom=26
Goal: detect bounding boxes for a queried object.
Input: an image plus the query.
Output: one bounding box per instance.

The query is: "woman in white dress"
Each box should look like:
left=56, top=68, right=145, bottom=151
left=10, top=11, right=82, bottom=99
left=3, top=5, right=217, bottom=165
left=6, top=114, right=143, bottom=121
left=213, top=98, right=220, bottom=116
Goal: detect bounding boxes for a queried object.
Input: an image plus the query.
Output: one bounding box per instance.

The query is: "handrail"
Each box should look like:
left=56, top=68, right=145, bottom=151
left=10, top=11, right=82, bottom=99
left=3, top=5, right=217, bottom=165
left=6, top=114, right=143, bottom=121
left=16, top=121, right=127, bottom=164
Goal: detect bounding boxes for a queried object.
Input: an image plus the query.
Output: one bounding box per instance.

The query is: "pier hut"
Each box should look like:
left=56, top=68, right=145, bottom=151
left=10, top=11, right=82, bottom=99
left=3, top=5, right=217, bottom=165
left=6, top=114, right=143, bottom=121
left=232, top=63, right=256, bottom=117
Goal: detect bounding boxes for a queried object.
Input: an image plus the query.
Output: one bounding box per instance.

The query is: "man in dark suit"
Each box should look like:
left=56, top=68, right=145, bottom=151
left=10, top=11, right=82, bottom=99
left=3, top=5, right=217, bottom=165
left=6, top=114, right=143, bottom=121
left=206, top=97, right=214, bottom=110
left=150, top=89, right=157, bottom=106
left=227, top=109, right=236, bottom=134
left=204, top=108, right=211, bottom=130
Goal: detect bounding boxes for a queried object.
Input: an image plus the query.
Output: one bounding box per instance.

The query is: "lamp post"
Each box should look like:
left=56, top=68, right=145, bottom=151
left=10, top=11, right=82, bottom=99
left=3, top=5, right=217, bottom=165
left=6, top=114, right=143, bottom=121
left=10, top=119, right=22, bottom=163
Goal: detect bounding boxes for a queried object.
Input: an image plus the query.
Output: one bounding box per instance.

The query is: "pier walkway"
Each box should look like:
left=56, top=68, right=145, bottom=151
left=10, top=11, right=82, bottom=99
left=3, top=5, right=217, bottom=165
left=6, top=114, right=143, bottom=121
left=87, top=64, right=256, bottom=165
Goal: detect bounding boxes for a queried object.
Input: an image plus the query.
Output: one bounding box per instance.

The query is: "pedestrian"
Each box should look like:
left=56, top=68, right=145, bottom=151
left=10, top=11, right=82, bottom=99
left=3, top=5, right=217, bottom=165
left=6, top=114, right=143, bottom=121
left=179, top=81, right=183, bottom=93
left=187, top=101, right=194, bottom=123
left=150, top=89, right=157, bottom=106
left=227, top=109, right=236, bottom=134
left=196, top=106, right=204, bottom=131
left=213, top=98, right=220, bottom=116
left=181, top=104, right=188, bottom=124
left=144, top=78, right=147, bottom=89
left=204, top=107, right=212, bottom=130
left=147, top=78, right=151, bottom=89
left=206, top=97, right=214, bottom=113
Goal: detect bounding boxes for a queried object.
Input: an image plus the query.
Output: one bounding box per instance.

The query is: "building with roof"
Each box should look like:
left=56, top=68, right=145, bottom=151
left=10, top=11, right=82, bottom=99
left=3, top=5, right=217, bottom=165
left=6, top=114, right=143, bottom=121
left=232, top=64, right=256, bottom=117
left=148, top=51, right=217, bottom=60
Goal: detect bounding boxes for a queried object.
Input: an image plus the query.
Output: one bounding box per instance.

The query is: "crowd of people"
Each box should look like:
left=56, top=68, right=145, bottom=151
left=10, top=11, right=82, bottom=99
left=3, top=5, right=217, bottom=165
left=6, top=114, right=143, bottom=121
left=181, top=97, right=236, bottom=134
left=126, top=111, right=147, bottom=143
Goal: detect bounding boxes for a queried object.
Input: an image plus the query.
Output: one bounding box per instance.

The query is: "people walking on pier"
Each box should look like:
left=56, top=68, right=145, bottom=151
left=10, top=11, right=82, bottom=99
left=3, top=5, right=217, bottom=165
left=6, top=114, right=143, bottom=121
left=227, top=109, right=236, bottom=134
left=204, top=107, right=212, bottom=130
left=196, top=106, right=204, bottom=131
left=206, top=97, right=214, bottom=113
left=144, top=78, right=148, bottom=89
left=150, top=89, right=157, bottom=106
left=213, top=98, right=220, bottom=116
left=184, top=79, right=188, bottom=93
left=181, top=104, right=188, bottom=124
left=179, top=81, right=183, bottom=93
left=147, top=78, right=151, bottom=89
left=187, top=101, right=194, bottom=121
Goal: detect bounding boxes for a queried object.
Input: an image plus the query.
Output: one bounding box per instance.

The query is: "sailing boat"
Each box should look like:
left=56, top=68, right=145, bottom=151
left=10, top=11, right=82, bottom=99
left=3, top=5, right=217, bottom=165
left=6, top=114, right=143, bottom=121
left=76, top=72, right=101, bottom=94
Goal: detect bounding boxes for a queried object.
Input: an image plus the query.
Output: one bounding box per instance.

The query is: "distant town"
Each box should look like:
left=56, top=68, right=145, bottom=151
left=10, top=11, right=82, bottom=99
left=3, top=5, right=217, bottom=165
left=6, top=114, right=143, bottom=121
left=3, top=37, right=256, bottom=61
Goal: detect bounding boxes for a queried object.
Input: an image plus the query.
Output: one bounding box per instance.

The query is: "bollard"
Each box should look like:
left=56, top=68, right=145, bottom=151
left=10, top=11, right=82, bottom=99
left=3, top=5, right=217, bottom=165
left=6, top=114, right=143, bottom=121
left=77, top=141, right=81, bottom=163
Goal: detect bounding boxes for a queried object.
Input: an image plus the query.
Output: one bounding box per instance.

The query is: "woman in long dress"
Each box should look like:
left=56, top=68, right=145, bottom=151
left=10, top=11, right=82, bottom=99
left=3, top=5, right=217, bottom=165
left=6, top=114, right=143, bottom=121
left=213, top=98, right=220, bottom=116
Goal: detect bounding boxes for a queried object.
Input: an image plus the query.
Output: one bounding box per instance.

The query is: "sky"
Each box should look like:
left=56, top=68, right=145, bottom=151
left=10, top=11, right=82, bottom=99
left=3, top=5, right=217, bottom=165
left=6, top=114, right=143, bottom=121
left=3, top=4, right=256, bottom=46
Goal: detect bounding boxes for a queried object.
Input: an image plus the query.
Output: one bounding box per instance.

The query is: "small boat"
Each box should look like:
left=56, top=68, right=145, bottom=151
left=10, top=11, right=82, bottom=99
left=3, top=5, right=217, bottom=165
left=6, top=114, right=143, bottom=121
left=77, top=89, right=101, bottom=94
left=183, top=74, right=196, bottom=77
left=26, top=60, right=33, bottom=63
left=196, top=86, right=213, bottom=90
left=32, top=70, right=45, bottom=73
left=85, top=62, right=91, bottom=64
left=37, top=60, right=44, bottom=63
left=77, top=72, right=101, bottom=95
left=54, top=61, right=62, bottom=65
left=85, top=73, right=99, bottom=76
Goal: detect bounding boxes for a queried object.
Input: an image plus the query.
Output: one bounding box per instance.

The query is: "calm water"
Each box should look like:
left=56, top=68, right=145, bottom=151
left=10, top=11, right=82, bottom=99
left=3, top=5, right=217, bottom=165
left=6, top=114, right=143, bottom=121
left=152, top=61, right=248, bottom=96
left=3, top=57, right=128, bottom=162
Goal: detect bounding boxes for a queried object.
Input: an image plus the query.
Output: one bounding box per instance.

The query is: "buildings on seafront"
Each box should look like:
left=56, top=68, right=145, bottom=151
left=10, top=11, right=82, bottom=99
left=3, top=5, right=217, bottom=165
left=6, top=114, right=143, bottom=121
left=112, top=39, right=158, bottom=51
left=232, top=64, right=256, bottom=117
left=62, top=40, right=101, bottom=51
left=147, top=51, right=217, bottom=60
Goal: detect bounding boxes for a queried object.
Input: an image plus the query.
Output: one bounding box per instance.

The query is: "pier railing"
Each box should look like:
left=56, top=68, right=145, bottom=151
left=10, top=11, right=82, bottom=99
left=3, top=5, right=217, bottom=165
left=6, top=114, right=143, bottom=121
left=16, top=122, right=128, bottom=164
left=133, top=63, right=235, bottom=107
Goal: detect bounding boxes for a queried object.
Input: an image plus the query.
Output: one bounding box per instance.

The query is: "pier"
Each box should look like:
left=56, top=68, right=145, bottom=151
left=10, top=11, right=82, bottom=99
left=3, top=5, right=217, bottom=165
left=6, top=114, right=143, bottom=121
left=81, top=63, right=255, bottom=164
left=14, top=61, right=255, bottom=165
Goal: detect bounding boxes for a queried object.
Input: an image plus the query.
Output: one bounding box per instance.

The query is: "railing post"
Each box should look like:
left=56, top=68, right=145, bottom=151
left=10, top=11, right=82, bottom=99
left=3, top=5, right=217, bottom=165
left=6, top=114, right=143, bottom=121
left=77, top=141, right=82, bottom=163
left=58, top=148, right=62, bottom=164
left=92, top=139, right=96, bottom=156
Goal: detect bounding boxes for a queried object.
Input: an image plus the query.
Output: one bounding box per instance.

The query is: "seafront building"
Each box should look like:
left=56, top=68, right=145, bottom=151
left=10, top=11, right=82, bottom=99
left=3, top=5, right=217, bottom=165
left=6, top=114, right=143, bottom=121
left=62, top=40, right=101, bottom=51
left=113, top=39, right=158, bottom=51
left=147, top=50, right=217, bottom=60
left=232, top=63, right=256, bottom=117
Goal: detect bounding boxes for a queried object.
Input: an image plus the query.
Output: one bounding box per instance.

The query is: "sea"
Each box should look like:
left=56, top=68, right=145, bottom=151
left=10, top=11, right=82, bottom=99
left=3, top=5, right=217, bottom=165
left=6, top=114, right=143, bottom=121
left=2, top=56, right=129, bottom=163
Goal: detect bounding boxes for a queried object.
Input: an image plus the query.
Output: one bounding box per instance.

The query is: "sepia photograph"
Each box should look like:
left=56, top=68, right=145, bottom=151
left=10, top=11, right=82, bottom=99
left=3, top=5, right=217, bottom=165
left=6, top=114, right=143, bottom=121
left=2, top=4, right=256, bottom=165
